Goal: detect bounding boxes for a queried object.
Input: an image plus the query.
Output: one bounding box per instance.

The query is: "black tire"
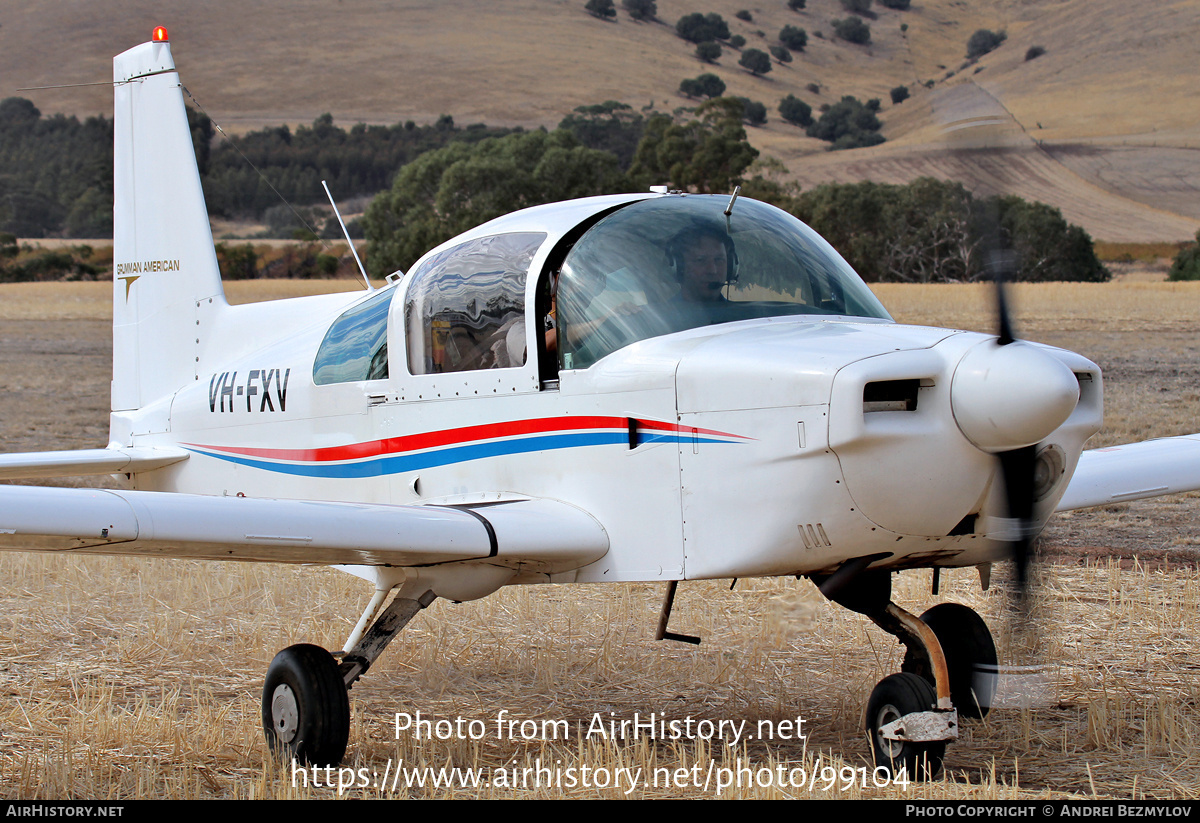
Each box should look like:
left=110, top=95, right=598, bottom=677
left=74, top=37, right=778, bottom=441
left=920, top=603, right=997, bottom=719
left=865, top=672, right=945, bottom=781
left=262, top=643, right=350, bottom=767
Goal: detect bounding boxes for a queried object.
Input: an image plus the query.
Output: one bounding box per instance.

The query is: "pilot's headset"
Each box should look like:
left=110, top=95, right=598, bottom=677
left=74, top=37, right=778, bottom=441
left=667, top=225, right=740, bottom=287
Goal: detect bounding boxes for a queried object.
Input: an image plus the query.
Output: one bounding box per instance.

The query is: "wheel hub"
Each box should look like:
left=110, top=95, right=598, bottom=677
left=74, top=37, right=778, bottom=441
left=271, top=684, right=299, bottom=743
left=875, top=703, right=904, bottom=757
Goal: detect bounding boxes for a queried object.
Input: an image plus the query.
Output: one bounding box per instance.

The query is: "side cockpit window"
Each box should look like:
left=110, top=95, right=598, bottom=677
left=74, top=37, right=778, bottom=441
left=312, top=287, right=393, bottom=385
left=405, top=232, right=546, bottom=375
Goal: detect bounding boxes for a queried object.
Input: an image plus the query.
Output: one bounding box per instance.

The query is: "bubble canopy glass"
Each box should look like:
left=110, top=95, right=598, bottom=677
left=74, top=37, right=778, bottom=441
left=555, top=195, right=891, bottom=370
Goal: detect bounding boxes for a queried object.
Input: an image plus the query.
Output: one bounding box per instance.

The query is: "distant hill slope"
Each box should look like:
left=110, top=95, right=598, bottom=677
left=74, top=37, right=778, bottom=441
left=6, top=0, right=1198, bottom=241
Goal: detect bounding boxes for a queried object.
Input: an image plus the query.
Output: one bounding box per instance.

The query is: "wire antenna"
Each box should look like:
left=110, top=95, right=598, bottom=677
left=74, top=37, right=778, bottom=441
left=322, top=181, right=372, bottom=291
left=182, top=86, right=330, bottom=248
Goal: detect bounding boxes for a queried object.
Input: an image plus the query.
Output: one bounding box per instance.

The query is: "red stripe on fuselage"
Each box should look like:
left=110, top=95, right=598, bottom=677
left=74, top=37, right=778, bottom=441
left=182, top=416, right=749, bottom=463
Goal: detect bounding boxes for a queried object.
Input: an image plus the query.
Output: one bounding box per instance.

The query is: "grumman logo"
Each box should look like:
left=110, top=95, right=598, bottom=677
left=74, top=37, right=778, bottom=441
left=115, top=259, right=181, bottom=276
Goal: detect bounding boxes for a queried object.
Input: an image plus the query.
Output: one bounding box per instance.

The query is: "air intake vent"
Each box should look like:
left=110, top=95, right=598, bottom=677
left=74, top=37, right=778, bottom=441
left=798, top=523, right=831, bottom=549
left=863, top=379, right=919, bottom=413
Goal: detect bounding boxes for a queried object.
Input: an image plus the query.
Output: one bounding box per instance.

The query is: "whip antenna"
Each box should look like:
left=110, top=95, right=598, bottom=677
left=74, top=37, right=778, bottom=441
left=322, top=180, right=372, bottom=291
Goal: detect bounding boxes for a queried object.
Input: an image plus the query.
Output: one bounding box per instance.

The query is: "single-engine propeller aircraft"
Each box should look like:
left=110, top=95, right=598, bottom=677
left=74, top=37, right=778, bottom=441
left=3, top=29, right=1200, bottom=779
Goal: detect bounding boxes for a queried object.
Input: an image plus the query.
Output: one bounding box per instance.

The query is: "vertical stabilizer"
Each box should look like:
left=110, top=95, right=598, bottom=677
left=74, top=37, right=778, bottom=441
left=112, top=32, right=226, bottom=412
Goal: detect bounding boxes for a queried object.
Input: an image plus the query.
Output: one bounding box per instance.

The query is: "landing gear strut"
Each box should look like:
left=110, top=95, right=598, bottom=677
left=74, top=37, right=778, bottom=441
left=909, top=602, right=997, bottom=719
left=261, top=584, right=438, bottom=766
left=814, top=563, right=996, bottom=780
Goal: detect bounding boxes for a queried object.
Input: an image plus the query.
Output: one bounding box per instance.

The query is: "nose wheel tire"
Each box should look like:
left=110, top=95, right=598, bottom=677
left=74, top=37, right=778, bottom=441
left=866, top=672, right=945, bottom=781
left=919, top=603, right=997, bottom=719
left=262, top=643, right=350, bottom=767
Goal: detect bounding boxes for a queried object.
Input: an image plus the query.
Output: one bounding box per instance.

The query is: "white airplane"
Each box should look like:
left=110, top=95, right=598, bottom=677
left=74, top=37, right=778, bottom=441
left=3, top=29, right=1200, bottom=779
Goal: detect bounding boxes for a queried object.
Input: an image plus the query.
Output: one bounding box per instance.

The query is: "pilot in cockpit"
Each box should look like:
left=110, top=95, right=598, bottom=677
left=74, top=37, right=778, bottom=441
left=667, top=224, right=739, bottom=326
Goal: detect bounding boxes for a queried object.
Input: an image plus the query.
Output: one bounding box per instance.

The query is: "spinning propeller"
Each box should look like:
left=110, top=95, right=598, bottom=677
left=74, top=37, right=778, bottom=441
left=989, top=253, right=1039, bottom=605
left=948, top=249, right=1080, bottom=604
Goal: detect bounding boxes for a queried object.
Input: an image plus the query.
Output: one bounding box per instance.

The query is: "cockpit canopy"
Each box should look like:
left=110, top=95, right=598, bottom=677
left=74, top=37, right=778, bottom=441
left=556, top=195, right=890, bottom=369
left=313, top=194, right=892, bottom=386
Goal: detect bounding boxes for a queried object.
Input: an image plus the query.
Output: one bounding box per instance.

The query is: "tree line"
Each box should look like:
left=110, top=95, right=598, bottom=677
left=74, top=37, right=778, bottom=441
left=1, top=93, right=1108, bottom=286
left=0, top=97, right=512, bottom=239
left=364, top=100, right=1108, bottom=285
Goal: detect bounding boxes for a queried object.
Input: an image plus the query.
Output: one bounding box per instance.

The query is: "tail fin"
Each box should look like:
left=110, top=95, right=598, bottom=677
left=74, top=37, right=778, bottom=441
left=111, top=32, right=226, bottom=412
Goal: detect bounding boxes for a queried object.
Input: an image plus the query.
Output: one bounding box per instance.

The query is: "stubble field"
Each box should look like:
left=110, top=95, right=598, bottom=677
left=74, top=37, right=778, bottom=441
left=0, top=278, right=1197, bottom=799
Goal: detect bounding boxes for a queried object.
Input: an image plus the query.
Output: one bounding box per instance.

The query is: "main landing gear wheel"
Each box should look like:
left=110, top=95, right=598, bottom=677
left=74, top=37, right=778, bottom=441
left=866, top=672, right=945, bottom=781
left=262, top=643, right=350, bottom=767
left=919, top=603, right=997, bottom=720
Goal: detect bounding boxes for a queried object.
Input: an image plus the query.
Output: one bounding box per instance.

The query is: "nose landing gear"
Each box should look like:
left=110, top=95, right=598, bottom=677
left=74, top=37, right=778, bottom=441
left=814, top=563, right=997, bottom=780
left=865, top=672, right=945, bottom=781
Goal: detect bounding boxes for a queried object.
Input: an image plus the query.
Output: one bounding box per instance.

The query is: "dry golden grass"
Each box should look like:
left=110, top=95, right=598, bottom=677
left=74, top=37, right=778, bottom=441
left=873, top=280, right=1200, bottom=336
left=1, top=279, right=1198, bottom=798
left=1, top=555, right=1197, bottom=799
left=1094, top=243, right=1190, bottom=263
left=0, top=279, right=371, bottom=321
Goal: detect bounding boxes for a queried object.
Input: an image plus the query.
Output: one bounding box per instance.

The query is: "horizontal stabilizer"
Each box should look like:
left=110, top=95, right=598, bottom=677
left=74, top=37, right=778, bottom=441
left=0, top=486, right=608, bottom=573
left=0, top=447, right=189, bottom=480
left=1056, top=434, right=1200, bottom=511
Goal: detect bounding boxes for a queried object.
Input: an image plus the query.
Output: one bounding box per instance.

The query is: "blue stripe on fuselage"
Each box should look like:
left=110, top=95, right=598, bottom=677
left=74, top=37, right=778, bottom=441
left=187, top=431, right=737, bottom=478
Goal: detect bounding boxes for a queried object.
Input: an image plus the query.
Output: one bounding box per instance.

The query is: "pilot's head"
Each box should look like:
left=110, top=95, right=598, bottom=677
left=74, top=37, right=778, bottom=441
left=670, top=226, right=737, bottom=302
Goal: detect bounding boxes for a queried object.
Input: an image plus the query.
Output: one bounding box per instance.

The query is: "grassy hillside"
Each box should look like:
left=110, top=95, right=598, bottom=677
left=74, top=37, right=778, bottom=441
left=5, top=0, right=1199, bottom=241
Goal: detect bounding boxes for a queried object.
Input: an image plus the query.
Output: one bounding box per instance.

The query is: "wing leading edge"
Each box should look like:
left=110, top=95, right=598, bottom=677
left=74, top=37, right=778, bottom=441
left=1056, top=434, right=1200, bottom=512
left=0, top=485, right=608, bottom=573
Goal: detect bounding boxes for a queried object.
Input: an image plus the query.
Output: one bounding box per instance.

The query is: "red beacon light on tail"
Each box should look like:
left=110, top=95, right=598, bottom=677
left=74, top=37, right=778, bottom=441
left=152, top=26, right=169, bottom=42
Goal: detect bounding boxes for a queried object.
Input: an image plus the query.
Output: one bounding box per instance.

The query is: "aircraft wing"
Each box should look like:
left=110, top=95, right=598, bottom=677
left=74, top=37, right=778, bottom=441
left=0, top=446, right=189, bottom=480
left=0, top=485, right=608, bottom=573
left=1056, top=434, right=1200, bottom=511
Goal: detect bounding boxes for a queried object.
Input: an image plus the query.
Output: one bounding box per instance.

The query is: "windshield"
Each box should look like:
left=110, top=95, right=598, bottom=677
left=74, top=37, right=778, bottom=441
left=555, top=195, right=890, bottom=369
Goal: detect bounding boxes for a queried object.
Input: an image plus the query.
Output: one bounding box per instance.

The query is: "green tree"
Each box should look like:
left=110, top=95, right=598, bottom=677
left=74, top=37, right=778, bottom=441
left=738, top=157, right=801, bottom=210
left=792, top=179, right=1107, bottom=283
left=778, top=95, right=813, bottom=127
left=679, top=73, right=727, bottom=99
left=1168, top=231, right=1200, bottom=281
left=215, top=242, right=260, bottom=279
left=585, top=0, right=616, bottom=19
left=1025, top=45, right=1046, bottom=61
left=966, top=29, right=1006, bottom=59
left=728, top=34, right=746, bottom=48
left=365, top=131, right=630, bottom=274
left=878, top=0, right=910, bottom=8
left=739, top=48, right=773, bottom=76
left=738, top=98, right=768, bottom=126
left=787, top=0, right=806, bottom=9
left=832, top=17, right=871, bottom=44
left=558, top=101, right=645, bottom=170
left=770, top=45, right=793, bottom=63
left=676, top=13, right=730, bottom=43
left=64, top=187, right=112, bottom=238
left=623, top=0, right=656, bottom=20
left=629, top=98, right=759, bottom=193
left=806, top=96, right=884, bottom=149
left=735, top=9, right=752, bottom=21
left=840, top=0, right=871, bottom=15
left=989, top=195, right=1107, bottom=282
left=696, top=41, right=722, bottom=62
left=890, top=85, right=910, bottom=104
left=779, top=25, right=807, bottom=51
